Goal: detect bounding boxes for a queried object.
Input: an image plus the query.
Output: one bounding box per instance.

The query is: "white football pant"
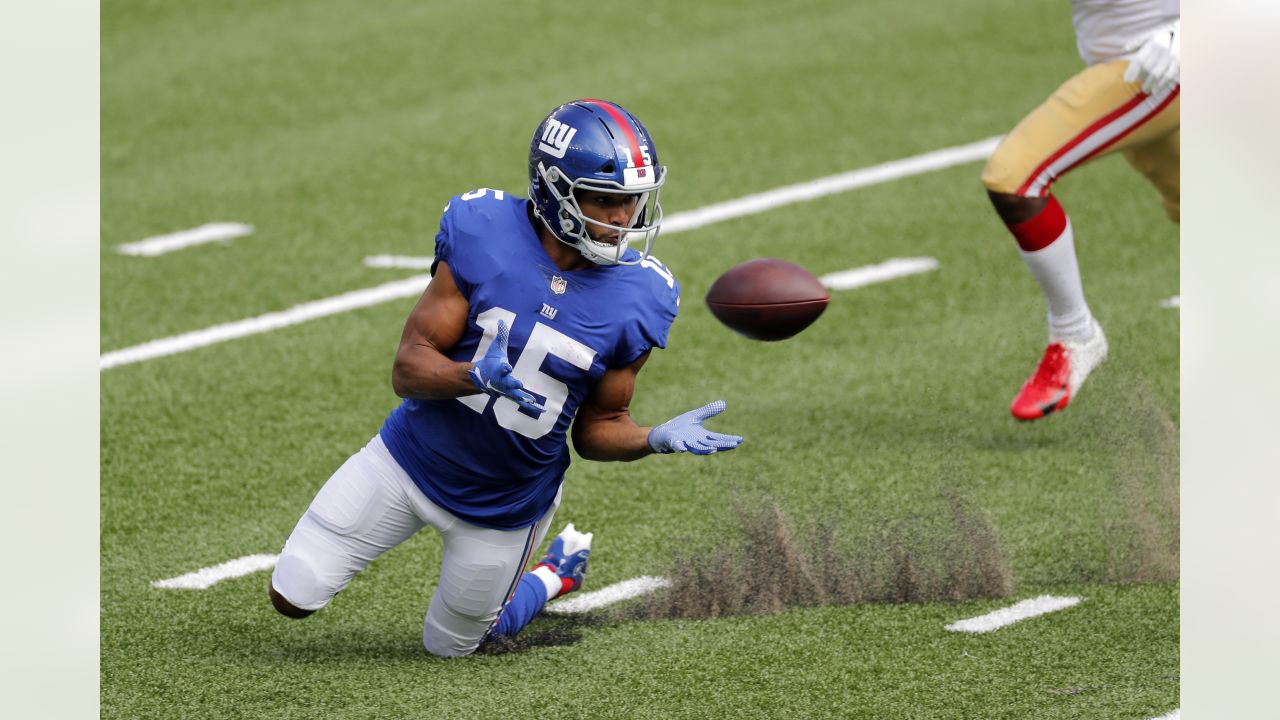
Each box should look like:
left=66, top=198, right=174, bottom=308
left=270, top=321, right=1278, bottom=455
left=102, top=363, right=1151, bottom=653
left=271, top=434, right=559, bottom=657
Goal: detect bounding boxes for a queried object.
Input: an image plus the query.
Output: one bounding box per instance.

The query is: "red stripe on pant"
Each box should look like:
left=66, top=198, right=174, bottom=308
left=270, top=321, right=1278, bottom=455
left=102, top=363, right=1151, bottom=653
left=504, top=523, right=539, bottom=605
left=485, top=522, right=541, bottom=638
left=1062, top=86, right=1179, bottom=179
left=1015, top=85, right=1179, bottom=197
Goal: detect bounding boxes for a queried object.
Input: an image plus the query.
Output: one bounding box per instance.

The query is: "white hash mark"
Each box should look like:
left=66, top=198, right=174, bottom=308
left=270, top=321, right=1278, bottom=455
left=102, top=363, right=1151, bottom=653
left=152, top=553, right=279, bottom=590
left=545, top=576, right=672, bottom=614
left=944, top=595, right=1083, bottom=633
left=118, top=222, right=254, bottom=257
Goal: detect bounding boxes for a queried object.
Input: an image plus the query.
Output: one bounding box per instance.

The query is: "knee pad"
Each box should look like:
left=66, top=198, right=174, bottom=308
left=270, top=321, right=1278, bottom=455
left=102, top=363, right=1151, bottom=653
left=422, top=592, right=501, bottom=658
left=422, top=612, right=485, bottom=658
left=271, top=553, right=330, bottom=612
left=422, top=628, right=474, bottom=658
left=981, top=138, right=1031, bottom=195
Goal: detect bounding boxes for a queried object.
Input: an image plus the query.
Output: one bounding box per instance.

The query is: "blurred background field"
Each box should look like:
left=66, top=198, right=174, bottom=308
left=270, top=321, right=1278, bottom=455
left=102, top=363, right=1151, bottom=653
left=101, top=1, right=1179, bottom=717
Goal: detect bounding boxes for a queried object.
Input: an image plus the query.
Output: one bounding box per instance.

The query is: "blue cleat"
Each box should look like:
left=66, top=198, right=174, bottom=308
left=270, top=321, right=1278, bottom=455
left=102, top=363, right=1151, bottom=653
left=533, top=523, right=592, bottom=599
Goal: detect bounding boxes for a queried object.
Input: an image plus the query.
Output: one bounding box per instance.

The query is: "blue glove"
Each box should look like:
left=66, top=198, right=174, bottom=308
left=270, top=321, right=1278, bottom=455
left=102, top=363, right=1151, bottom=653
left=647, top=400, right=743, bottom=455
left=468, top=319, right=544, bottom=414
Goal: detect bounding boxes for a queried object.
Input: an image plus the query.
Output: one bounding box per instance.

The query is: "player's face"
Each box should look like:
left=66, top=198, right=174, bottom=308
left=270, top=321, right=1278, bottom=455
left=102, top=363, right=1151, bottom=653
left=575, top=190, right=640, bottom=244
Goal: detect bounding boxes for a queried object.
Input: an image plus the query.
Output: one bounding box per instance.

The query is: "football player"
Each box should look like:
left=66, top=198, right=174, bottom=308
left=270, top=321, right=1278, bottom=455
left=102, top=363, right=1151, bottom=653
left=982, top=0, right=1179, bottom=420
left=268, top=99, right=743, bottom=657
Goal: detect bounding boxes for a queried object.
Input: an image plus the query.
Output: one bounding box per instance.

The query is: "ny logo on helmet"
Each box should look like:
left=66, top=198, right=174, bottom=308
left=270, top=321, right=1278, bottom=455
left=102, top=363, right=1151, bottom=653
left=538, top=119, right=577, bottom=159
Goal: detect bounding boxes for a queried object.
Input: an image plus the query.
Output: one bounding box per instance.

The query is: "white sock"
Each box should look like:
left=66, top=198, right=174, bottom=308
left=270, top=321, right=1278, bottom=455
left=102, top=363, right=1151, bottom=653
left=1018, top=218, right=1095, bottom=343
left=531, top=566, right=561, bottom=602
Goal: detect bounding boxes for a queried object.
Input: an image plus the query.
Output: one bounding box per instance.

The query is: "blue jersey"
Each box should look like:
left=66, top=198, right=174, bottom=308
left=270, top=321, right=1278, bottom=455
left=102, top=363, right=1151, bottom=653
left=380, top=189, right=680, bottom=530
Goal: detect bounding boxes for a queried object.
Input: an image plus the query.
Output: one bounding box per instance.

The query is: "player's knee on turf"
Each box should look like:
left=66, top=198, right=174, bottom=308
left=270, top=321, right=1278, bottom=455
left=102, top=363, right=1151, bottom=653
left=269, top=552, right=330, bottom=617
left=269, top=583, right=315, bottom=619
left=422, top=605, right=497, bottom=658
left=422, top=618, right=485, bottom=658
left=422, top=632, right=475, bottom=658
left=422, top=594, right=501, bottom=658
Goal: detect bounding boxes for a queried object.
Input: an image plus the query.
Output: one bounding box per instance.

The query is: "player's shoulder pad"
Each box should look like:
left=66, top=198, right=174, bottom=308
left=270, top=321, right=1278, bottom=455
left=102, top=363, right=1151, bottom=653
left=441, top=187, right=520, bottom=232
left=607, top=253, right=680, bottom=364
left=435, top=188, right=520, bottom=287
left=626, top=253, right=681, bottom=319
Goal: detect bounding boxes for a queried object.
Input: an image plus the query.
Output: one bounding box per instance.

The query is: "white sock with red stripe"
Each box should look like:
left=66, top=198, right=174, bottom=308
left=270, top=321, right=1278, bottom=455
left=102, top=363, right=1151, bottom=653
left=1007, top=195, right=1096, bottom=343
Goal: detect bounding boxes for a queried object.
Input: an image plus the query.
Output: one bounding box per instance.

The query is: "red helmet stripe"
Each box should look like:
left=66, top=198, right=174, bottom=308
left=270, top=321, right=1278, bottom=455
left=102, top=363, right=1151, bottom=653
left=579, top=98, right=646, bottom=169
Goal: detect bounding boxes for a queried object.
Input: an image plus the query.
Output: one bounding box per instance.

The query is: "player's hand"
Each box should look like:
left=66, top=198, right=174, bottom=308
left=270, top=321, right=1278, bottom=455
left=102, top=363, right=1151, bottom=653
left=468, top=319, right=544, bottom=414
left=1123, top=20, right=1180, bottom=95
left=647, top=400, right=743, bottom=455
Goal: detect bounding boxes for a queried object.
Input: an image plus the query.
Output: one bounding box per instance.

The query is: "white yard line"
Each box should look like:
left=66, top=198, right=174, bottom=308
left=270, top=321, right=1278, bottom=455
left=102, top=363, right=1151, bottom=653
left=117, top=222, right=255, bottom=257
left=820, top=257, right=939, bottom=291
left=100, top=274, right=431, bottom=369
left=944, top=595, right=1083, bottom=633
left=1149, top=710, right=1179, bottom=720
left=661, top=136, right=1002, bottom=235
left=545, top=576, right=672, bottom=614
left=1160, top=295, right=1180, bottom=308
left=152, top=553, right=279, bottom=590
left=365, top=254, right=436, bottom=270
left=103, top=137, right=1001, bottom=370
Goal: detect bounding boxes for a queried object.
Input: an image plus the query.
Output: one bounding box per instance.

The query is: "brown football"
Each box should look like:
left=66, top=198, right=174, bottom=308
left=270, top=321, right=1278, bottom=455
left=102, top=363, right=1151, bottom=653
left=704, top=258, right=830, bottom=341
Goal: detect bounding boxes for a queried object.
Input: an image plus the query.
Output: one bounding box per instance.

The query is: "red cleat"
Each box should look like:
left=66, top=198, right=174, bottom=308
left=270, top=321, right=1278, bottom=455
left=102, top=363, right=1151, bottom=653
left=1010, top=321, right=1108, bottom=421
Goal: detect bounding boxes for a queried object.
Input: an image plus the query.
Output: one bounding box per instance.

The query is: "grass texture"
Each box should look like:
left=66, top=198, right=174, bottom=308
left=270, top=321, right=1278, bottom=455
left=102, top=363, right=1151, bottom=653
left=103, top=0, right=1179, bottom=717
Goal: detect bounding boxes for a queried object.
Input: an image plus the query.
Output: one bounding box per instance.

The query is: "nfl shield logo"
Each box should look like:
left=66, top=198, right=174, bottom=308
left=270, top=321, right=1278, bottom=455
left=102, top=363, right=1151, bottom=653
left=550, top=275, right=567, bottom=295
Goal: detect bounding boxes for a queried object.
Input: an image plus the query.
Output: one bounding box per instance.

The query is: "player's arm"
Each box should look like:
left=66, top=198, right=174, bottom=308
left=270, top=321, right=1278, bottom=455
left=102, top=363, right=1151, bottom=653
left=390, top=261, right=477, bottom=400
left=572, top=352, right=654, bottom=461
left=391, top=261, right=542, bottom=411
left=573, top=352, right=743, bottom=461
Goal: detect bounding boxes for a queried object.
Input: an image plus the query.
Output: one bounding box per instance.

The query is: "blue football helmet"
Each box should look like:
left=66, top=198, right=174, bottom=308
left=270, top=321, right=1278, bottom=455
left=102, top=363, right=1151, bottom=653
left=528, top=99, right=667, bottom=266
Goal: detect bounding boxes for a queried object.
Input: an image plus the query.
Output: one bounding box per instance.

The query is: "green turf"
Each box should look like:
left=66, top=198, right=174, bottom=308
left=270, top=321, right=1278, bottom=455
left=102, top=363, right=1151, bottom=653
left=103, top=0, right=1179, bottom=717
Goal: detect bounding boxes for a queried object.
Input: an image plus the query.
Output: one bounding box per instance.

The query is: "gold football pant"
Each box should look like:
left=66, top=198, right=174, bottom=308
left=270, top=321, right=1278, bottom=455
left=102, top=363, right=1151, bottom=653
left=982, top=60, right=1180, bottom=221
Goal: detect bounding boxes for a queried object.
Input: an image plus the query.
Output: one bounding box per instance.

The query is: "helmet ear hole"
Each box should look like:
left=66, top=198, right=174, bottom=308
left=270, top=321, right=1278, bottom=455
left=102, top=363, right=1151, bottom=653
left=600, top=162, right=615, bottom=174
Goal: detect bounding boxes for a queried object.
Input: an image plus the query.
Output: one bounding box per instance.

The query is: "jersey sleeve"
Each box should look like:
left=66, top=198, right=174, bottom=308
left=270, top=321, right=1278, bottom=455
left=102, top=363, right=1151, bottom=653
left=431, top=192, right=505, bottom=298
left=611, top=259, right=681, bottom=368
left=431, top=197, right=470, bottom=297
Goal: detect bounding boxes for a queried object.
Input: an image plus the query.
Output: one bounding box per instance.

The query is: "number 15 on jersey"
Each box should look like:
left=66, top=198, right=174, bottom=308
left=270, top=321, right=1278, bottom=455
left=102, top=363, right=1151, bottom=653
left=458, top=307, right=597, bottom=440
